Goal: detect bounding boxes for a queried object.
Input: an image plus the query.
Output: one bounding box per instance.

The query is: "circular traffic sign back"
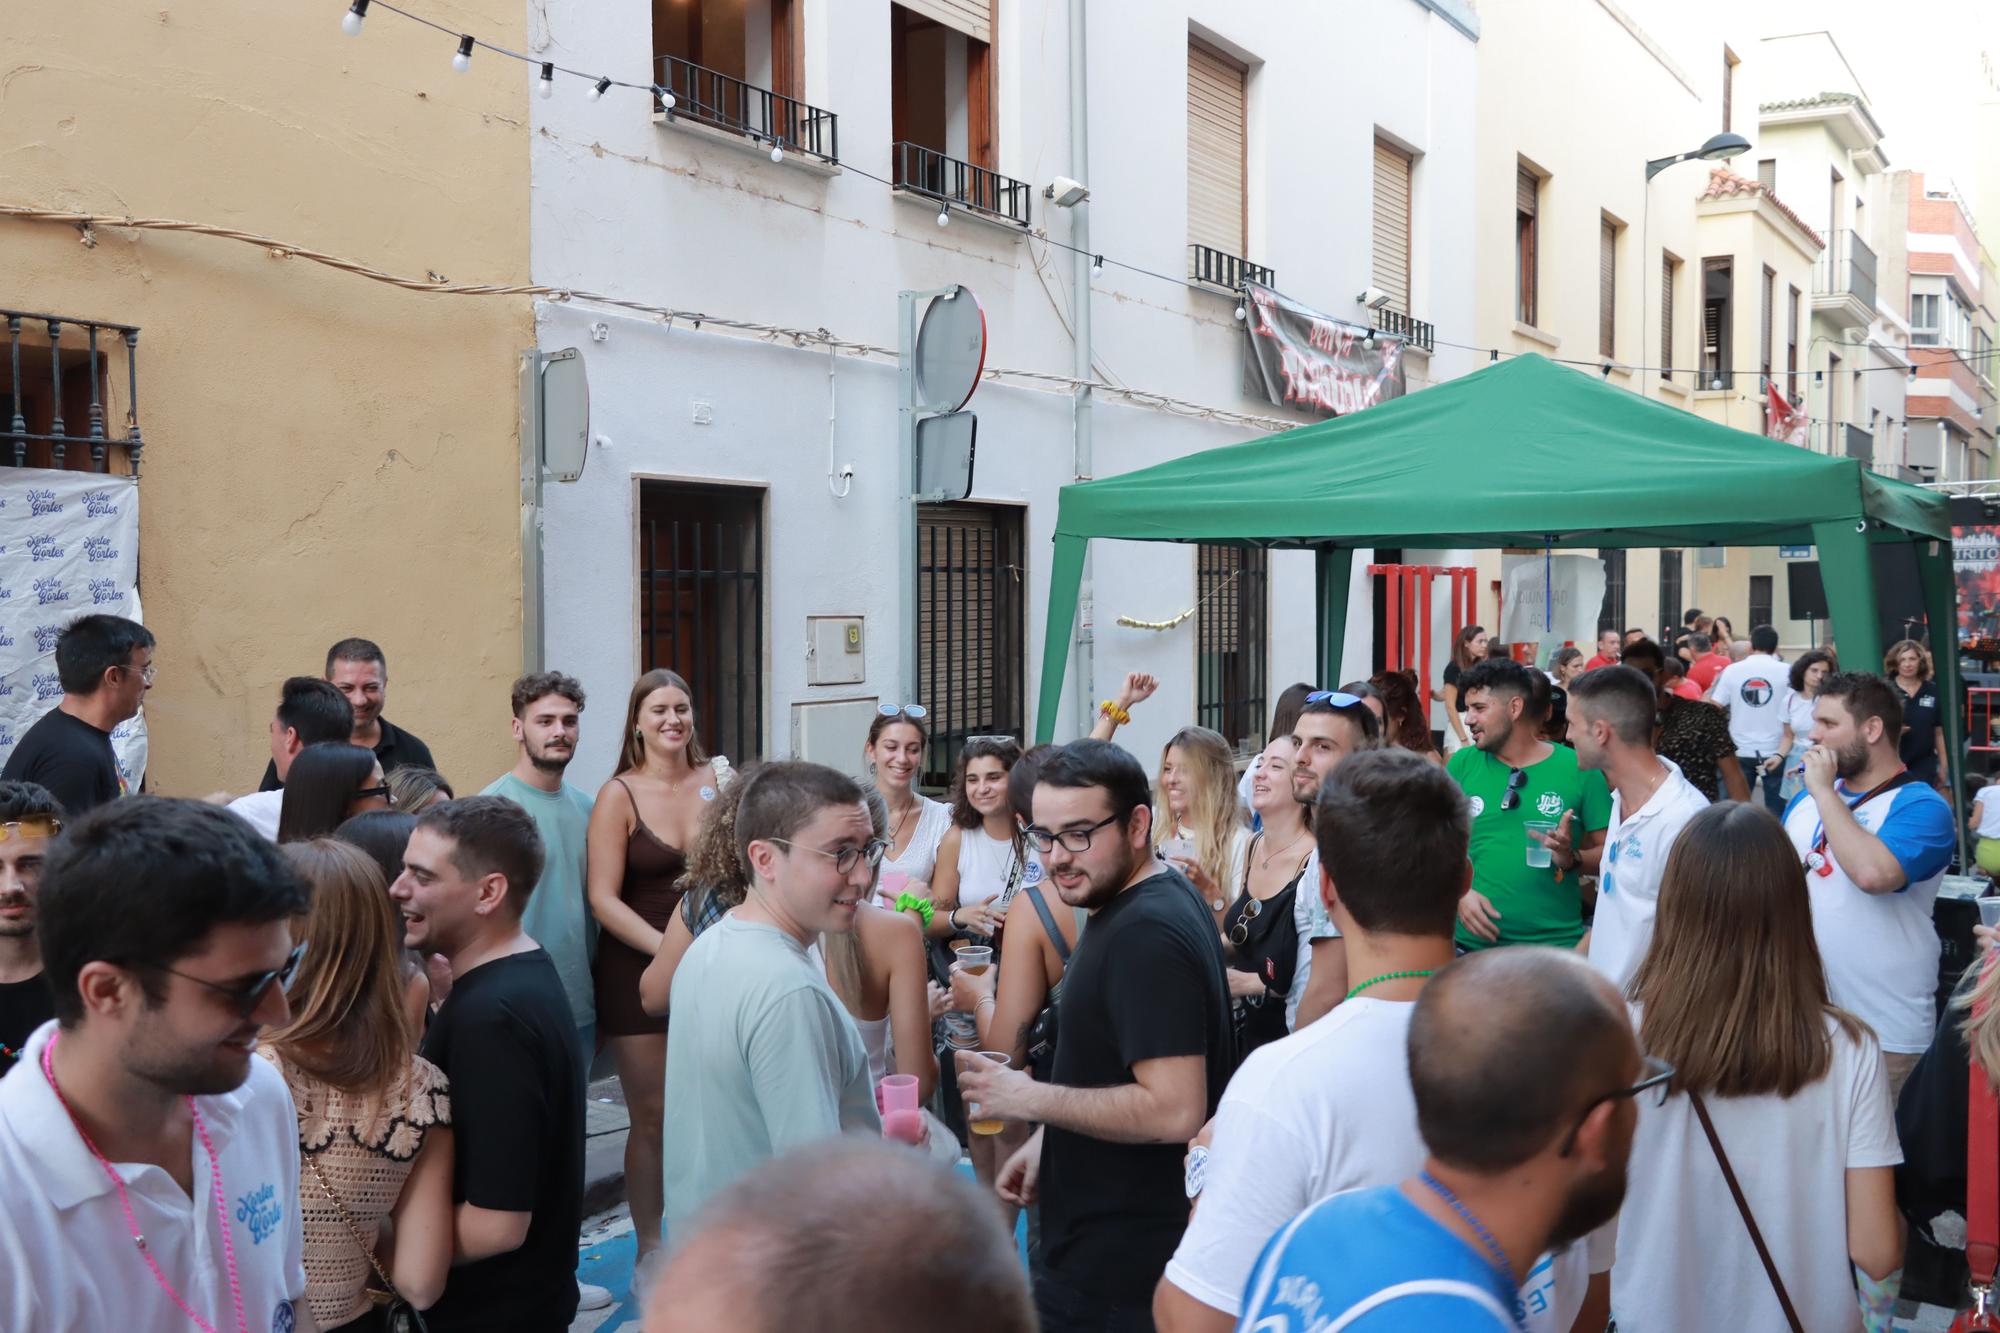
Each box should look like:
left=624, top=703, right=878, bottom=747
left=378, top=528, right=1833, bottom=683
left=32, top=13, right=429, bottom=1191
left=915, top=285, right=987, bottom=412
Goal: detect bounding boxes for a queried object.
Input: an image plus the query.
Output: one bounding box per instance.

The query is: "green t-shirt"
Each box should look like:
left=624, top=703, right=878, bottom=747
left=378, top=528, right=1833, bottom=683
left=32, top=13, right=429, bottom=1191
left=1448, top=744, right=1611, bottom=950
left=481, top=772, right=597, bottom=1031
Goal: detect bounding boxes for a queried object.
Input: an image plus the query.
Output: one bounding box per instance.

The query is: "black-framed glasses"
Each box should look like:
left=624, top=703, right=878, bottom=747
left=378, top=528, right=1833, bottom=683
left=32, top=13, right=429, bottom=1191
left=877, top=702, right=929, bottom=720
left=1024, top=813, right=1121, bottom=854
left=768, top=837, right=890, bottom=876
left=155, top=943, right=307, bottom=1019
left=1559, top=1055, right=1676, bottom=1155
left=1498, top=767, right=1529, bottom=811
left=353, top=784, right=395, bottom=807
left=1229, top=897, right=1264, bottom=945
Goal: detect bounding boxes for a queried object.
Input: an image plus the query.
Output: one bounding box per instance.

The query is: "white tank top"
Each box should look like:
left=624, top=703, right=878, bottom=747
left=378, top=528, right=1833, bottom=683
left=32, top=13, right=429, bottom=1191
left=882, top=796, right=952, bottom=885
left=956, top=827, right=1040, bottom=908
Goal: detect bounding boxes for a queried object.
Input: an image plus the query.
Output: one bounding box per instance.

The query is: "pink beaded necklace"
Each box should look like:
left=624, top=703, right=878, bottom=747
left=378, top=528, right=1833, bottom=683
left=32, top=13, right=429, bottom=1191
left=41, top=1031, right=249, bottom=1333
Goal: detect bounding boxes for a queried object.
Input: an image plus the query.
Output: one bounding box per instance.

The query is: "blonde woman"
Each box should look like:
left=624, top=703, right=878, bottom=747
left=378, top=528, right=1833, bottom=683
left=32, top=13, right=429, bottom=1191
left=1884, top=639, right=1948, bottom=790
left=1156, top=726, right=1250, bottom=925
left=261, top=839, right=453, bottom=1331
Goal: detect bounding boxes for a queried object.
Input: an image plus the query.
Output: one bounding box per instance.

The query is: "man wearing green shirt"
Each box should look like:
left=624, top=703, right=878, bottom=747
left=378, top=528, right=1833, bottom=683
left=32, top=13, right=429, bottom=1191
left=481, top=672, right=597, bottom=1049
left=1448, top=658, right=1611, bottom=951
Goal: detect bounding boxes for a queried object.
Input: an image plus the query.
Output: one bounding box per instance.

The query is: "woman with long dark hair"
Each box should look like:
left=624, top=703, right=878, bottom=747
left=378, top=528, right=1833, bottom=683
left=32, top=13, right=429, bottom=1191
left=278, top=742, right=392, bottom=842
left=1441, top=624, right=1489, bottom=753
left=1613, top=802, right=1902, bottom=1330
left=1779, top=650, right=1835, bottom=805
left=262, top=839, right=453, bottom=1331
left=930, top=738, right=1029, bottom=940
left=586, top=667, right=732, bottom=1267
left=1370, top=668, right=1440, bottom=763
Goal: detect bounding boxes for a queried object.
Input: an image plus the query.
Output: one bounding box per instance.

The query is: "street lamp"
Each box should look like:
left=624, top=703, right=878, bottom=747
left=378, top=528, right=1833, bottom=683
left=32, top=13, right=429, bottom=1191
left=1641, top=132, right=1752, bottom=397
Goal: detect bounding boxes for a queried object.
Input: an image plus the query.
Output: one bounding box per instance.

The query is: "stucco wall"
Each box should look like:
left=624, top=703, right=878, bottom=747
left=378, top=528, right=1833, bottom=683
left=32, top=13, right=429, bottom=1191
left=1, top=2, right=532, bottom=794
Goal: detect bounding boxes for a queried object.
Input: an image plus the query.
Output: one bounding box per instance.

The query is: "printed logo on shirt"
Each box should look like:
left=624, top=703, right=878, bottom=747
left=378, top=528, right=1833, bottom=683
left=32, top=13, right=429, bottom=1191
left=1738, top=676, right=1775, bottom=708
left=272, top=1300, right=296, bottom=1333
left=1468, top=795, right=1486, bottom=818
left=1021, top=859, right=1045, bottom=888
left=1270, top=1273, right=1327, bottom=1325
left=1518, top=1254, right=1557, bottom=1324
left=1536, top=791, right=1565, bottom=819
left=235, top=1182, right=283, bottom=1244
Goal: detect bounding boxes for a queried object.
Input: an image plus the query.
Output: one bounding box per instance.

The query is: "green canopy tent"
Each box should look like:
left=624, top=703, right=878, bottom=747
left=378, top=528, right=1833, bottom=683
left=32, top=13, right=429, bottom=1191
left=1034, top=354, right=1961, bottom=816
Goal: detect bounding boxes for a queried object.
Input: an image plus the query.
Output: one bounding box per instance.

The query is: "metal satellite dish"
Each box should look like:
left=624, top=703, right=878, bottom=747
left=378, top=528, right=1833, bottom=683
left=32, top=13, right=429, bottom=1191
left=541, top=348, right=590, bottom=483
left=913, top=285, right=987, bottom=413
left=916, top=411, right=977, bottom=501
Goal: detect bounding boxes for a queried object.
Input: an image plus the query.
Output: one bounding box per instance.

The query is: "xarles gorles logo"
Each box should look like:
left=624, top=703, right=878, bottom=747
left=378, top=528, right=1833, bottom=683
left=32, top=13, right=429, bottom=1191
left=1739, top=676, right=1775, bottom=708
left=1536, top=791, right=1566, bottom=819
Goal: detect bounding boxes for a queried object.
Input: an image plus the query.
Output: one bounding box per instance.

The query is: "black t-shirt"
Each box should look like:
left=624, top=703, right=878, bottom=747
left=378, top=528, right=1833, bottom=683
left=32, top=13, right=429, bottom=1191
left=257, top=716, right=437, bottom=792
left=0, top=707, right=121, bottom=815
left=419, top=948, right=584, bottom=1332
left=1039, top=869, right=1233, bottom=1307
left=1897, top=681, right=1942, bottom=782
left=1441, top=660, right=1463, bottom=707
left=0, top=973, right=55, bottom=1076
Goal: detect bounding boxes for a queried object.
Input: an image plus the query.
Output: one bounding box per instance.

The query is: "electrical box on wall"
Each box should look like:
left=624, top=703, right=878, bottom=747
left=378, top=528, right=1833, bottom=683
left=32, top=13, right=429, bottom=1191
left=806, top=616, right=865, bottom=686
left=791, top=698, right=879, bottom=778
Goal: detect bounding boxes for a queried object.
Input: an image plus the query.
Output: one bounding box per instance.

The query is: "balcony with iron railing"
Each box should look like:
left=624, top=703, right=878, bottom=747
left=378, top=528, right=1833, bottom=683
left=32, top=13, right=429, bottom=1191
left=3, top=309, right=144, bottom=476
left=1375, top=307, right=1435, bottom=354
left=1812, top=229, right=1877, bottom=323
left=1188, top=244, right=1274, bottom=293
left=654, top=54, right=839, bottom=164
left=1809, top=419, right=1874, bottom=462
left=891, top=142, right=1031, bottom=228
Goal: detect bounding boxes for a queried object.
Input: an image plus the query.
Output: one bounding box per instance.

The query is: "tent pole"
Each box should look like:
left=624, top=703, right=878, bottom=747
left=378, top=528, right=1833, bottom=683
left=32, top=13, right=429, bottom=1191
left=1316, top=546, right=1354, bottom=687
left=1811, top=521, right=1883, bottom=679
left=1036, top=534, right=1088, bottom=744
left=1917, top=540, right=1966, bottom=861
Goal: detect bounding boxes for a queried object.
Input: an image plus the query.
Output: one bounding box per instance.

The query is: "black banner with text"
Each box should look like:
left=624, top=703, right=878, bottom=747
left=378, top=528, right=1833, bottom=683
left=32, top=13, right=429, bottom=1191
left=1242, top=282, right=1406, bottom=417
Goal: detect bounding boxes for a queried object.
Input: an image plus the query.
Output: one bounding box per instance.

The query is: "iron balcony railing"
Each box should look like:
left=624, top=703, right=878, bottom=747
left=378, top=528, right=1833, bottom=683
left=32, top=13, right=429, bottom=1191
left=891, top=142, right=1031, bottom=227
left=1376, top=307, right=1435, bottom=354
left=1813, top=229, right=1877, bottom=314
left=3, top=309, right=143, bottom=476
left=654, top=54, right=838, bottom=164
left=1189, top=244, right=1274, bottom=292
left=1809, top=420, right=1874, bottom=461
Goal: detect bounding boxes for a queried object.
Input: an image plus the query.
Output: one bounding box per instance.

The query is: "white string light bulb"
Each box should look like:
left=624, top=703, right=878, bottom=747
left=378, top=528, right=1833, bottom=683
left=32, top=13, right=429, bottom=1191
left=452, top=34, right=474, bottom=72
left=1233, top=303, right=1247, bottom=321
left=1091, top=256, right=1104, bottom=278
left=538, top=62, right=554, bottom=98
left=589, top=77, right=610, bottom=101
left=341, top=0, right=370, bottom=35
left=656, top=86, right=676, bottom=110
left=936, top=206, right=950, bottom=228
left=770, top=141, right=784, bottom=163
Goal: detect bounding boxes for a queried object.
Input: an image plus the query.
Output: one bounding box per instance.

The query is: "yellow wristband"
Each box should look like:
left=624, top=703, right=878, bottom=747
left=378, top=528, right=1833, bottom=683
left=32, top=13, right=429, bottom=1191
left=1099, top=700, right=1131, bottom=726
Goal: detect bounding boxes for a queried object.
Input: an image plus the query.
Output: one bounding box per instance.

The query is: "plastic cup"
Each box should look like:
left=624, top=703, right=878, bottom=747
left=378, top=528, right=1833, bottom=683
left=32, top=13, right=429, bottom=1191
left=956, top=945, right=994, bottom=976
left=882, top=1108, right=925, bottom=1146
left=877, top=1074, right=920, bottom=1116
left=878, top=868, right=910, bottom=907
left=1160, top=836, right=1195, bottom=865
left=959, top=1050, right=1011, bottom=1135
left=1524, top=821, right=1557, bottom=869
left=940, top=1013, right=979, bottom=1050
left=1980, top=896, right=2000, bottom=930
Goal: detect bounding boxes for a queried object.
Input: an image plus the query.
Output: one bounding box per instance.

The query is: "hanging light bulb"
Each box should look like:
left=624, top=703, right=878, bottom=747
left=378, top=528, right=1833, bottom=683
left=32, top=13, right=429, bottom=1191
left=452, top=35, right=475, bottom=72
left=538, top=63, right=555, bottom=98
left=588, top=76, right=611, bottom=101
left=1908, top=362, right=1919, bottom=383
left=1489, top=349, right=1499, bottom=363
left=1233, top=303, right=1247, bottom=322
left=656, top=85, right=676, bottom=111
left=1091, top=255, right=1104, bottom=278
left=1363, top=328, right=1378, bottom=350
left=341, top=0, right=370, bottom=35
left=936, top=206, right=950, bottom=228
left=770, top=141, right=785, bottom=163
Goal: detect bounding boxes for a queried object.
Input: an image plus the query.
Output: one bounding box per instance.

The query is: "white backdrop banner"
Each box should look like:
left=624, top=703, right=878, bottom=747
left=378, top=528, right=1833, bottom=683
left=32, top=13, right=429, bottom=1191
left=1499, top=554, right=1606, bottom=650
left=0, top=470, right=146, bottom=792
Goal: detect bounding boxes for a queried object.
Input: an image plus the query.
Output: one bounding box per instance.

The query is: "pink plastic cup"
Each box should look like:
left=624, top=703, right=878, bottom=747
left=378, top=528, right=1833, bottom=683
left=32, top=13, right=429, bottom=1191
left=877, top=1073, right=920, bottom=1116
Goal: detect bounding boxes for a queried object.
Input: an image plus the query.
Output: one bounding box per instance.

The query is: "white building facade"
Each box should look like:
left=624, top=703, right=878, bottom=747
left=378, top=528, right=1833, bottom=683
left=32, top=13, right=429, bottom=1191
left=527, top=0, right=1479, bottom=784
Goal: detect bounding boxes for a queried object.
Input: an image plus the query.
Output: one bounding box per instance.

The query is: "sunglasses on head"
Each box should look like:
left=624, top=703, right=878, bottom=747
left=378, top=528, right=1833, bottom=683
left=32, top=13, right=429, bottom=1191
left=0, top=815, right=61, bottom=841
left=1499, top=767, right=1529, bottom=811
left=1303, top=691, right=1367, bottom=709
left=878, top=703, right=929, bottom=720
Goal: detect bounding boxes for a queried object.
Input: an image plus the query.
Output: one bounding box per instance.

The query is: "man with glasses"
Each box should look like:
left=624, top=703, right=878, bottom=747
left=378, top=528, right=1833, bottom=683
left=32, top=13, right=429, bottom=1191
left=0, top=797, right=311, bottom=1329
left=956, top=739, right=1231, bottom=1332
left=1286, top=690, right=1380, bottom=1030
left=663, top=762, right=882, bottom=1232
left=0, top=782, right=63, bottom=1076
left=2, top=613, right=152, bottom=816
left=1237, top=948, right=1647, bottom=1331
left=393, top=794, right=587, bottom=1332
left=1450, top=659, right=1611, bottom=953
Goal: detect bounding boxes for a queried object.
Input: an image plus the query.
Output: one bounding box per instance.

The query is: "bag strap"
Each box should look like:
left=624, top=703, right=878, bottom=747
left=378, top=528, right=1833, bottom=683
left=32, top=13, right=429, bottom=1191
left=1689, top=1090, right=1804, bottom=1332
left=303, top=1151, right=426, bottom=1329
left=1024, top=884, right=1071, bottom=966
left=1969, top=959, right=2000, bottom=1288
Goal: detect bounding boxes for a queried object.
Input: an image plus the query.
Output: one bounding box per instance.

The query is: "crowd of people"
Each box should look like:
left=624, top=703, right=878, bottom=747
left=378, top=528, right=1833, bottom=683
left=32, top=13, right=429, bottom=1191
left=0, top=608, right=1990, bottom=1333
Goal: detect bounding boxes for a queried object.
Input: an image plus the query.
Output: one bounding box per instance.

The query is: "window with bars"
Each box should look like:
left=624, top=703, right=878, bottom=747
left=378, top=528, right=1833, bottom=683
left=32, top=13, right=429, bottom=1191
left=1195, top=543, right=1268, bottom=753
left=1701, top=257, right=1733, bottom=389
left=1599, top=217, right=1618, bottom=359
left=1373, top=139, right=1413, bottom=316
left=1787, top=286, right=1801, bottom=401
left=916, top=503, right=1025, bottom=788
left=1516, top=165, right=1540, bottom=326
left=637, top=481, right=766, bottom=767
left=1661, top=254, right=1678, bottom=379
left=1749, top=575, right=1773, bottom=633
left=1659, top=550, right=1684, bottom=639
left=1597, top=549, right=1627, bottom=634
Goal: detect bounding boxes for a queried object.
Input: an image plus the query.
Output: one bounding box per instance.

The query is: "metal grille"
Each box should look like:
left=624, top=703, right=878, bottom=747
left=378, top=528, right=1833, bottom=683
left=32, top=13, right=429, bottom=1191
left=893, top=141, right=1030, bottom=226
left=3, top=309, right=143, bottom=476
left=1658, top=550, right=1684, bottom=641
left=638, top=481, right=765, bottom=767
left=656, top=53, right=838, bottom=163
left=918, top=504, right=1025, bottom=789
left=1196, top=543, right=1268, bottom=753
left=1597, top=549, right=1627, bottom=634
left=1189, top=244, right=1274, bottom=292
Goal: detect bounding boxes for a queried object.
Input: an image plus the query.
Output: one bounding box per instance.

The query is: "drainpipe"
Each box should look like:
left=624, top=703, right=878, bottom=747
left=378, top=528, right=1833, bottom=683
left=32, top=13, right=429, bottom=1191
left=1068, top=0, right=1095, bottom=734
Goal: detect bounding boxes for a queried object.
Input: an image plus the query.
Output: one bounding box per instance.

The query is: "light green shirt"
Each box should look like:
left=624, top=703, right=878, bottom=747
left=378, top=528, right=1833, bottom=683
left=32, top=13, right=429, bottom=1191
left=480, top=772, right=596, bottom=1030
left=663, top=914, right=879, bottom=1228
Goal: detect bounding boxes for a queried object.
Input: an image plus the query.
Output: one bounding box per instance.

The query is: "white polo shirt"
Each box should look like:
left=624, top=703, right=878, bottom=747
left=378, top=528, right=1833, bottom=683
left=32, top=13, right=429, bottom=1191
left=1588, top=759, right=1710, bottom=990
left=0, top=1021, right=308, bottom=1331
left=226, top=789, right=284, bottom=842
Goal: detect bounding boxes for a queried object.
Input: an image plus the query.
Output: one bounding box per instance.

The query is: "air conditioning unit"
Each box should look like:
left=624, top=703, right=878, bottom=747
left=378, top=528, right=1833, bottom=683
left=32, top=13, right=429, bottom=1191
left=791, top=698, right=880, bottom=780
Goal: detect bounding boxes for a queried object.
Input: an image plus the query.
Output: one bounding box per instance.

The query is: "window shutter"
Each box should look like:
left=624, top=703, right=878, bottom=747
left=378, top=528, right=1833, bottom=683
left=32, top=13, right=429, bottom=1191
left=1660, top=256, right=1675, bottom=372
left=1187, top=42, right=1247, bottom=257
left=1599, top=220, right=1617, bottom=358
left=1516, top=166, right=1538, bottom=217
left=894, top=0, right=990, bottom=45
left=1372, top=141, right=1413, bottom=315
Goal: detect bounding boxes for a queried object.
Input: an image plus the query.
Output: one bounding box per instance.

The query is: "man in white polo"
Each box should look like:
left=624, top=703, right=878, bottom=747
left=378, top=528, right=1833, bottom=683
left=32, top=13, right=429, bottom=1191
left=1709, top=625, right=1790, bottom=815
left=0, top=798, right=310, bottom=1330
left=1570, top=665, right=1710, bottom=988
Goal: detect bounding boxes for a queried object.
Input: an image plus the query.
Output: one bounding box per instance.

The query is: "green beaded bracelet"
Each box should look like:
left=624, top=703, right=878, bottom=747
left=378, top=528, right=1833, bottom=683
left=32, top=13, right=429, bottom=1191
left=893, top=891, right=935, bottom=928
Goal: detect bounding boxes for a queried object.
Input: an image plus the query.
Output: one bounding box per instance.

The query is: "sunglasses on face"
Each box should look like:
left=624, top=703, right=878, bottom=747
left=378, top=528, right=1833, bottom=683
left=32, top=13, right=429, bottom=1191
left=878, top=703, right=929, bottom=720
left=768, top=837, right=891, bottom=876
left=1499, top=767, right=1529, bottom=811
left=0, top=816, right=61, bottom=841
left=156, top=942, right=307, bottom=1020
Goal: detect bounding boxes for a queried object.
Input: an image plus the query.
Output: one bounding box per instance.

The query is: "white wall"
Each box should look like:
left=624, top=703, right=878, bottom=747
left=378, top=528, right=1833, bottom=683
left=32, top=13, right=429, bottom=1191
left=529, top=0, right=1477, bottom=783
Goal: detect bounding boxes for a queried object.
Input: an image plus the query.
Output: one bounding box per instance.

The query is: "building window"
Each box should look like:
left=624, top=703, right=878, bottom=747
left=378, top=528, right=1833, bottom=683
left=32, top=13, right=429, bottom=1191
left=654, top=0, right=803, bottom=111
left=1659, top=550, right=1684, bottom=639
left=1188, top=40, right=1248, bottom=262
left=1722, top=46, right=1738, bottom=131
left=1598, top=549, right=1627, bottom=634
left=918, top=503, right=1024, bottom=788
left=1196, top=543, right=1268, bottom=753
left=1516, top=165, right=1540, bottom=326
left=1756, top=158, right=1776, bottom=191
left=1701, top=257, right=1733, bottom=389
left=891, top=2, right=995, bottom=180
left=1372, top=138, right=1414, bottom=316
left=1749, top=575, right=1773, bottom=631
left=1599, top=216, right=1618, bottom=359
left=1911, top=291, right=1941, bottom=346
left=1787, top=285, right=1801, bottom=401
left=1661, top=253, right=1678, bottom=379
left=638, top=481, right=765, bottom=767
